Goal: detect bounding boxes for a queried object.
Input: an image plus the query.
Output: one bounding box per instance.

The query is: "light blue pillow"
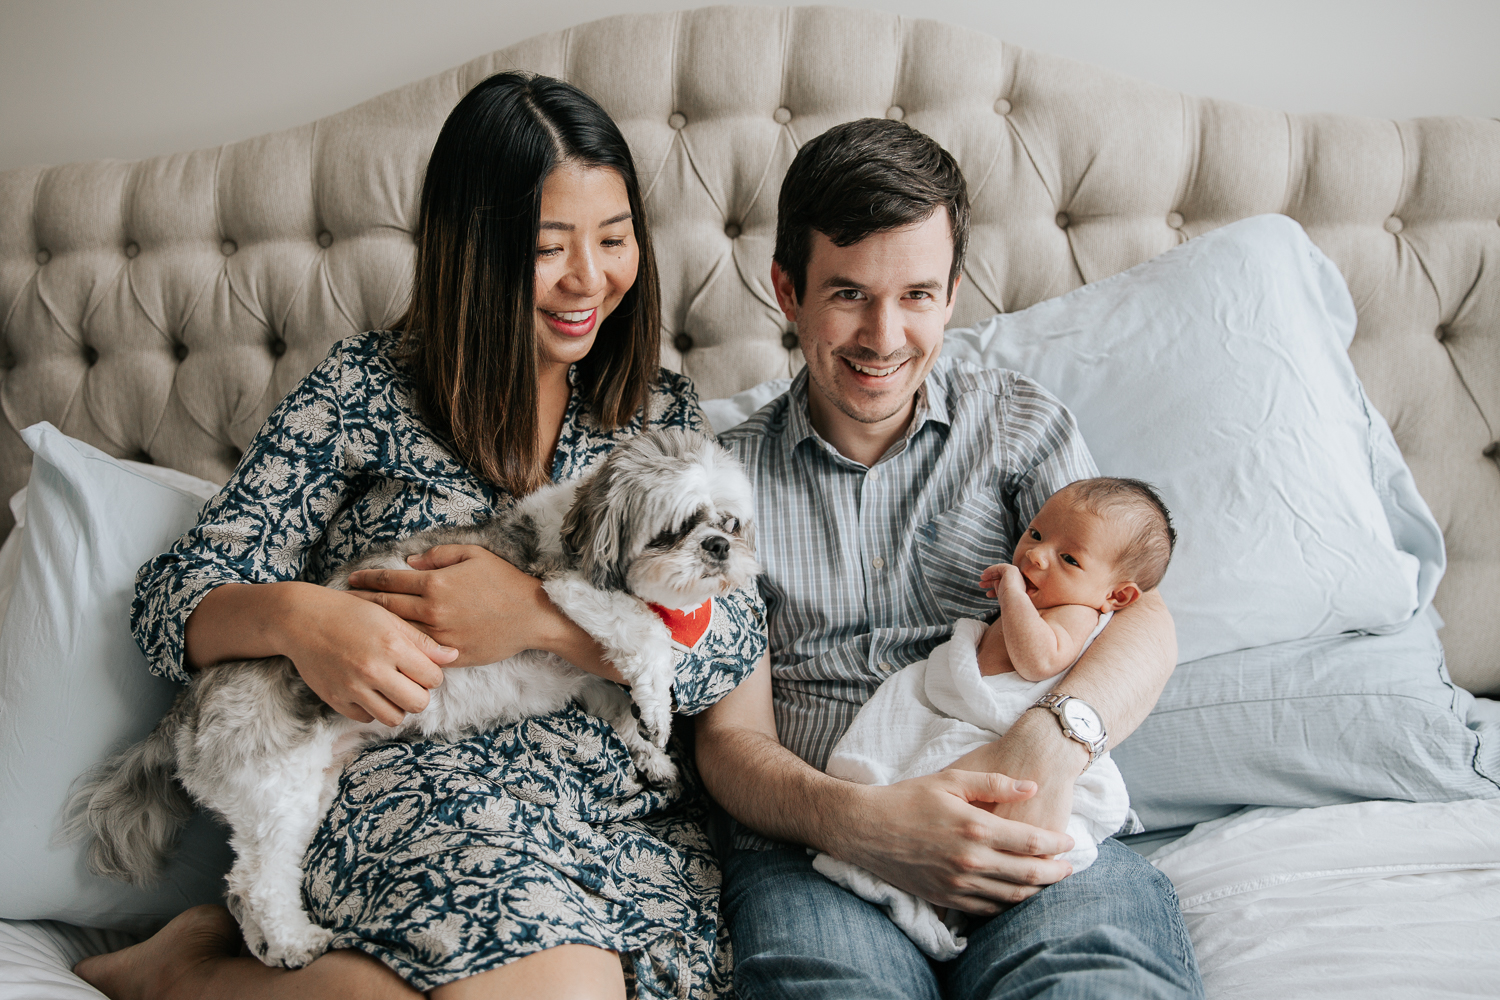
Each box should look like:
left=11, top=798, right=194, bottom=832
left=943, top=214, right=1443, bottom=664
left=1113, top=614, right=1499, bottom=830
left=0, top=423, right=231, bottom=934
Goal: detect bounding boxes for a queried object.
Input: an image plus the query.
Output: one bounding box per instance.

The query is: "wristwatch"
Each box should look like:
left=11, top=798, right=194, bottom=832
left=1033, top=692, right=1108, bottom=772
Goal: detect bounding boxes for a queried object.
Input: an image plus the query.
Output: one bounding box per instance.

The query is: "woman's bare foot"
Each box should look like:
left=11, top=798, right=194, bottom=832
left=75, top=904, right=242, bottom=1000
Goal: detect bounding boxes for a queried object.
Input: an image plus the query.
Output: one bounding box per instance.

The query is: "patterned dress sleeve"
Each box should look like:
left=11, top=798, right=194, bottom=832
left=131, top=341, right=359, bottom=683
left=1008, top=374, right=1101, bottom=527
left=650, top=372, right=768, bottom=715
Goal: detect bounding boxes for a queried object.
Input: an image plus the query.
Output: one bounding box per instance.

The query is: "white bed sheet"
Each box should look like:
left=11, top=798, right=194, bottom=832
left=0, top=920, right=135, bottom=1000
left=4, top=798, right=1497, bottom=999
left=1151, top=798, right=1500, bottom=998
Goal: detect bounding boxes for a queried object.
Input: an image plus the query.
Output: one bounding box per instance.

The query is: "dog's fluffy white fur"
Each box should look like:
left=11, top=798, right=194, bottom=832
left=67, top=428, right=758, bottom=968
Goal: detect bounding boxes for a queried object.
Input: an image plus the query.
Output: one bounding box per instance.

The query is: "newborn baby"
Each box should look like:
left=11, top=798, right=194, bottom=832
left=813, top=477, right=1177, bottom=959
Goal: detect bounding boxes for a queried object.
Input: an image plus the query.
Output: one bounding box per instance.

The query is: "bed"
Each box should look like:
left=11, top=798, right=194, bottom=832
left=1, top=6, right=1497, bottom=997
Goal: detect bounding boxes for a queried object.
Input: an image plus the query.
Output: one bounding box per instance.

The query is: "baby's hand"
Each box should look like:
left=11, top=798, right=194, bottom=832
left=979, top=563, right=1025, bottom=600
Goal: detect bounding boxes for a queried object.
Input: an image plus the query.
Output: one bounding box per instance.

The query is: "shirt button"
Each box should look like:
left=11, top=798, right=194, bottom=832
left=879, top=662, right=894, bottom=672
left=872, top=556, right=885, bottom=570
left=867, top=467, right=880, bottom=481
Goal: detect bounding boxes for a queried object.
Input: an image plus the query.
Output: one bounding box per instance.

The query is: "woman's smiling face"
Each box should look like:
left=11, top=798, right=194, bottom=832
left=533, top=163, right=639, bottom=374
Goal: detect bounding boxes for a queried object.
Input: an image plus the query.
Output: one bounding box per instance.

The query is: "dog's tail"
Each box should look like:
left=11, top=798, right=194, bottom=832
left=62, top=703, right=194, bottom=886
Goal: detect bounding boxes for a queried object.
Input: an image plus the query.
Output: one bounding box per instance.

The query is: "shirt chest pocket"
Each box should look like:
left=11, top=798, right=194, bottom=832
left=913, top=492, right=1012, bottom=623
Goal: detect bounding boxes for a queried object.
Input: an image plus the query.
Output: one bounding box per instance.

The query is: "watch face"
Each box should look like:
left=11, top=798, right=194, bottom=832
left=1061, top=700, right=1104, bottom=742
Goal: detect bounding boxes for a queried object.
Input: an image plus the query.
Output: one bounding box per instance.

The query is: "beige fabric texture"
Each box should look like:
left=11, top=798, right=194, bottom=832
left=1, top=6, right=1497, bottom=693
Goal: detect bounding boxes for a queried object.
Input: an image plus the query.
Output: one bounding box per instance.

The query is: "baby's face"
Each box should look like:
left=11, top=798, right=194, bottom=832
left=1011, top=498, right=1128, bottom=611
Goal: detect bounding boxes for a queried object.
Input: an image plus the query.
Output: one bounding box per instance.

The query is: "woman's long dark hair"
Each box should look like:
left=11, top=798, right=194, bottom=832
left=398, top=72, right=660, bottom=496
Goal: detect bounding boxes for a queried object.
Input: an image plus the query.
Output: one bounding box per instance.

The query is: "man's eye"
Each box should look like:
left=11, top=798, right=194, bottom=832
left=835, top=289, right=862, bottom=300
left=1029, top=528, right=1041, bottom=541
left=1062, top=554, right=1080, bottom=568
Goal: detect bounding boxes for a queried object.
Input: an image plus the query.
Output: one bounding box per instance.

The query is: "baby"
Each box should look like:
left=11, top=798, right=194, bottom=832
left=813, top=477, right=1176, bottom=960
left=976, top=476, right=1175, bottom=681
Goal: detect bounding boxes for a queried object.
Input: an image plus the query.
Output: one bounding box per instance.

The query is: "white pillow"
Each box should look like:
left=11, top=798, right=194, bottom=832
left=0, top=423, right=229, bottom=933
left=701, top=377, right=791, bottom=436
left=942, top=214, right=1442, bottom=663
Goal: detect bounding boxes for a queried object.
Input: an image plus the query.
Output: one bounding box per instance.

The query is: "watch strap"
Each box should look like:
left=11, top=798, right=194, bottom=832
left=1033, top=692, right=1107, bottom=771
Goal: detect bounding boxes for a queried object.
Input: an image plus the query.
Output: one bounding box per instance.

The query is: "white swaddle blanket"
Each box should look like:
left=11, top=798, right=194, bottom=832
left=812, top=616, right=1130, bottom=960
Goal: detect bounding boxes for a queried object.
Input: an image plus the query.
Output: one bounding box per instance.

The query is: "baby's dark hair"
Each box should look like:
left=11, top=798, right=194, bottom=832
left=1055, top=477, right=1177, bottom=591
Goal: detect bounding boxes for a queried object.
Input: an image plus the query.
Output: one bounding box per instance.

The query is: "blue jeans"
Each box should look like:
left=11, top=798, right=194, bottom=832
left=721, top=840, right=1204, bottom=999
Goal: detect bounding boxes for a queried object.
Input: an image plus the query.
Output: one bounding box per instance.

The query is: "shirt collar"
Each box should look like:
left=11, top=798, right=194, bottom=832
left=781, top=359, right=952, bottom=465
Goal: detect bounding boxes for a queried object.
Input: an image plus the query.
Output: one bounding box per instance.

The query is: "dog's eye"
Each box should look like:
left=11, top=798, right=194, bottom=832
left=723, top=517, right=740, bottom=534
left=647, top=528, right=681, bottom=549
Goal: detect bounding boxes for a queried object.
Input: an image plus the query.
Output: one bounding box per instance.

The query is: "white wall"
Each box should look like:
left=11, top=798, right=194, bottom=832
left=2, top=0, right=1496, bottom=173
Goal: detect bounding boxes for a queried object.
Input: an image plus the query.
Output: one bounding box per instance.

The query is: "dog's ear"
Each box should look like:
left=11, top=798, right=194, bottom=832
left=560, top=462, right=630, bottom=591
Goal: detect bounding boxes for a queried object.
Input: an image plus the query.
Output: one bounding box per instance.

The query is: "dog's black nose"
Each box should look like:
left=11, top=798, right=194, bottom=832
left=701, top=535, right=730, bottom=560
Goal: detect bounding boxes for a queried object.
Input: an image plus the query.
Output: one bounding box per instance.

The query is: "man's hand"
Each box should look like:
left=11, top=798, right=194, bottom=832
left=695, top=658, right=1076, bottom=916
left=830, top=770, right=1076, bottom=915
left=944, top=708, right=1087, bottom=836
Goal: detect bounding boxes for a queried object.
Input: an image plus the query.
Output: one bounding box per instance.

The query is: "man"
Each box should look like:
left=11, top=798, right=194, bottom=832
left=697, top=118, right=1204, bottom=999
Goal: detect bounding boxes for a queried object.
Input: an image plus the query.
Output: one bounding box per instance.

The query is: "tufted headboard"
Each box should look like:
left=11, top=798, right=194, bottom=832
left=1, top=6, right=1497, bottom=694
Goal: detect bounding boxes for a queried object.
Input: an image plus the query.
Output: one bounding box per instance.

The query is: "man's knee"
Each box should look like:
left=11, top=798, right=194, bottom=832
left=721, top=849, right=939, bottom=1000
left=950, top=842, right=1204, bottom=999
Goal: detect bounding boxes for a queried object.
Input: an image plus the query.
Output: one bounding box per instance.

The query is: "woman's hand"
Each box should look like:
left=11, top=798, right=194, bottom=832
left=344, top=545, right=626, bottom=683
left=184, top=581, right=459, bottom=727
left=278, top=586, right=459, bottom=725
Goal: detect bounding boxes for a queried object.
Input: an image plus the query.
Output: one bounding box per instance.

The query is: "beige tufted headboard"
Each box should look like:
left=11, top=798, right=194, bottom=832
left=1, top=6, right=1497, bottom=694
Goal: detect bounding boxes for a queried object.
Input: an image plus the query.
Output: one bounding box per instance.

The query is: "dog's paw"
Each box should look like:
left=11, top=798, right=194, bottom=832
left=633, top=743, right=678, bottom=786
left=227, top=895, right=270, bottom=964
left=260, top=922, right=335, bottom=969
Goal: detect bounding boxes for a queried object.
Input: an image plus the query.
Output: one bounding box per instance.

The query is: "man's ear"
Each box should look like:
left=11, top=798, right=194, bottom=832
left=770, top=261, right=800, bottom=323
left=1104, top=582, right=1142, bottom=611
left=943, top=272, right=961, bottom=323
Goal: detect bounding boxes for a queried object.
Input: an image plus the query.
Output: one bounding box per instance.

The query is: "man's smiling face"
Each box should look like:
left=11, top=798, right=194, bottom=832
left=772, top=208, right=959, bottom=444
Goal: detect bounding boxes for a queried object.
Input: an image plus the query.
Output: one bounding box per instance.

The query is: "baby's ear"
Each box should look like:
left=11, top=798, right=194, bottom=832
left=1104, top=582, right=1142, bottom=611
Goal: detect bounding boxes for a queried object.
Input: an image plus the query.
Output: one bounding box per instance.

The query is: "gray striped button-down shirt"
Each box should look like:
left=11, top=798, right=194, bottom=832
left=719, top=357, right=1097, bottom=849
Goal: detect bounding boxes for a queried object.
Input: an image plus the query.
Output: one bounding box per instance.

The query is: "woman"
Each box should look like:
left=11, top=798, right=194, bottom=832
left=77, top=73, right=764, bottom=1000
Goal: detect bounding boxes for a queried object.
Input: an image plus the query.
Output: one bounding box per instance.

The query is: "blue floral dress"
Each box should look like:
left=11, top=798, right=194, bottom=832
left=132, top=330, right=766, bottom=996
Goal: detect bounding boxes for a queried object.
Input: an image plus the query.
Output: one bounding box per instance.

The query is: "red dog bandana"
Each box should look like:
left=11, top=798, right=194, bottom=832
left=649, top=599, right=715, bottom=650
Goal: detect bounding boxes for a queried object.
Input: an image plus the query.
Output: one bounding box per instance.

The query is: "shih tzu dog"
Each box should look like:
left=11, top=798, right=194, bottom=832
left=67, top=427, right=758, bottom=969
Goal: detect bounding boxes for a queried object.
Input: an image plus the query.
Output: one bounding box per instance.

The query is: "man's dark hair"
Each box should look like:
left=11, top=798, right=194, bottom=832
left=773, top=118, right=969, bottom=301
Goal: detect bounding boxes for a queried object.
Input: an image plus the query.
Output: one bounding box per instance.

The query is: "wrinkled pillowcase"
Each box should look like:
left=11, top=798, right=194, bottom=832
left=941, top=213, right=1441, bottom=664
left=0, top=423, right=231, bottom=933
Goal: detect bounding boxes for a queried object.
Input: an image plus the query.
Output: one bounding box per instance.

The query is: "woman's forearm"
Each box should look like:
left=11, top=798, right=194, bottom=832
left=182, top=581, right=455, bottom=725
left=183, top=581, right=316, bottom=670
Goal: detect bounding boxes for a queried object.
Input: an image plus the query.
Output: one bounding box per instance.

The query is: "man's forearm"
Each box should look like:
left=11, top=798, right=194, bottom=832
left=695, top=719, right=863, bottom=854
left=1049, top=588, right=1175, bottom=747
left=946, top=590, right=1176, bottom=833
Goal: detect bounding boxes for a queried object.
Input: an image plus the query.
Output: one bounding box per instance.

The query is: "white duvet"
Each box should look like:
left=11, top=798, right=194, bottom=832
left=3, top=798, right=1497, bottom=999
left=1150, top=798, right=1500, bottom=998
